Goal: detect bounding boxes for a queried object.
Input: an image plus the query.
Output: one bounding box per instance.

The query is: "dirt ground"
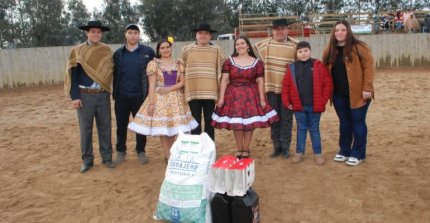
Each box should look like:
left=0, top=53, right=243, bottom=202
left=0, top=68, right=429, bottom=223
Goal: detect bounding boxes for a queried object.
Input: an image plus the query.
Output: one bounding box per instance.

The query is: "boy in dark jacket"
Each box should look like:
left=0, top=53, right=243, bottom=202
left=113, top=24, right=155, bottom=165
left=281, top=41, right=332, bottom=165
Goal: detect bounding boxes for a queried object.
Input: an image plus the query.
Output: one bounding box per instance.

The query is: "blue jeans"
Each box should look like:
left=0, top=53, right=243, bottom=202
left=294, top=105, right=322, bottom=154
left=332, top=95, right=371, bottom=160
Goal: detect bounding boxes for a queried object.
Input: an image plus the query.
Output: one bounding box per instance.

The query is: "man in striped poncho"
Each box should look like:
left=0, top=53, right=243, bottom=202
left=254, top=18, right=299, bottom=159
left=178, top=23, right=226, bottom=140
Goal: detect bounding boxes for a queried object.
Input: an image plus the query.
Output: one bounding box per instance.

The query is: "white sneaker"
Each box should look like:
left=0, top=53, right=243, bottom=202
left=333, top=154, right=349, bottom=162
left=346, top=157, right=364, bottom=166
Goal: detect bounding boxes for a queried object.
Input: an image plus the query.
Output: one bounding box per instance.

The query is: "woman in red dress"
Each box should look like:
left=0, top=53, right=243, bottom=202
left=211, top=36, right=279, bottom=158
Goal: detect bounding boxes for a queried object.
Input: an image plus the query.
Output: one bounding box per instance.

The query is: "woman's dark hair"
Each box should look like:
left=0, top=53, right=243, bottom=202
left=155, top=39, right=172, bottom=58
left=323, top=20, right=366, bottom=65
left=231, top=36, right=257, bottom=58
left=396, top=11, right=402, bottom=19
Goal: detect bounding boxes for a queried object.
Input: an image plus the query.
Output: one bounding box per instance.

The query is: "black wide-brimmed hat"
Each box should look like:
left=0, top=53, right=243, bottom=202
left=79, top=21, right=110, bottom=31
left=191, top=23, right=217, bottom=33
left=270, top=18, right=292, bottom=27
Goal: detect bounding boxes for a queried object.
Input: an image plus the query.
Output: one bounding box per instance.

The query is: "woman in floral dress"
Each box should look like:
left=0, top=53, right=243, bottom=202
left=211, top=36, right=279, bottom=158
left=128, top=40, right=198, bottom=161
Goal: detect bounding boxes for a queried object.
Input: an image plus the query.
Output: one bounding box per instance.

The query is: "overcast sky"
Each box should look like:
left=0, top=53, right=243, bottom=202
left=82, top=0, right=104, bottom=11
left=81, top=0, right=148, bottom=41
left=82, top=0, right=138, bottom=11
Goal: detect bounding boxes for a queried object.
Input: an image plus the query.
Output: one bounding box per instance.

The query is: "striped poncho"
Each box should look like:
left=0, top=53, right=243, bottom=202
left=178, top=43, right=226, bottom=101
left=254, top=37, right=298, bottom=94
left=64, top=42, right=114, bottom=96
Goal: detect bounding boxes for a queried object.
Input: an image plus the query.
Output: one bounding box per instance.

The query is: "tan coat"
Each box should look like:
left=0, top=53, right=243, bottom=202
left=323, top=43, right=375, bottom=109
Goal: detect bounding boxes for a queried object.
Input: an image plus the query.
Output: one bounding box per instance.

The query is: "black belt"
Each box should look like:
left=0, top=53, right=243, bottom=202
left=79, top=88, right=106, bottom=93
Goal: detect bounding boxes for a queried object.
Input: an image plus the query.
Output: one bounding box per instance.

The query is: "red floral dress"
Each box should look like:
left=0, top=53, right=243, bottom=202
left=211, top=57, right=279, bottom=130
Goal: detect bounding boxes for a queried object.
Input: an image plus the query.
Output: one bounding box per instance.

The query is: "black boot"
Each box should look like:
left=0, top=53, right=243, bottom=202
left=281, top=148, right=290, bottom=159
left=270, top=147, right=282, bottom=158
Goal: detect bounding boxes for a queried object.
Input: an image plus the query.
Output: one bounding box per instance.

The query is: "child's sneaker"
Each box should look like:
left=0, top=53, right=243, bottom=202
left=315, top=154, right=325, bottom=165
left=291, top=153, right=303, bottom=164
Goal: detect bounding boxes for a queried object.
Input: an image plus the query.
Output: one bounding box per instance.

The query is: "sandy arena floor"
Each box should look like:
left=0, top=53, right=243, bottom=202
left=0, top=68, right=429, bottom=222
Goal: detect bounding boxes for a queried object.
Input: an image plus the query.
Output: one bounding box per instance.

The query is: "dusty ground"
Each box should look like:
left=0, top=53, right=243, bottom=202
left=0, top=68, right=429, bottom=223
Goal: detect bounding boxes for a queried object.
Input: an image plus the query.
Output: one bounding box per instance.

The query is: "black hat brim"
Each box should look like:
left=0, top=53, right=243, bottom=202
left=191, top=28, right=217, bottom=33
left=79, top=26, right=110, bottom=31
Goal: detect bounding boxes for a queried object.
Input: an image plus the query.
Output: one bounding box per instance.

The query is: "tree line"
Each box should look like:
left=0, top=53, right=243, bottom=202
left=1, top=0, right=429, bottom=48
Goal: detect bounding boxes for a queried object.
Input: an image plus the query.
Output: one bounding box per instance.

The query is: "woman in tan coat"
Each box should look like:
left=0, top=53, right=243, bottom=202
left=322, top=20, right=374, bottom=166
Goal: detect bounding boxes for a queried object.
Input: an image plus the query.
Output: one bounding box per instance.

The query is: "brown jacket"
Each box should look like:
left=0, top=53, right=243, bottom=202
left=323, top=43, right=375, bottom=109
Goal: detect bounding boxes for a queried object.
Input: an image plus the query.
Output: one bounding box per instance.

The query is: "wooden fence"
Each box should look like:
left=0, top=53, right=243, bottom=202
left=239, top=12, right=374, bottom=38
left=308, top=12, right=373, bottom=34
left=239, top=14, right=301, bottom=38
left=0, top=34, right=429, bottom=89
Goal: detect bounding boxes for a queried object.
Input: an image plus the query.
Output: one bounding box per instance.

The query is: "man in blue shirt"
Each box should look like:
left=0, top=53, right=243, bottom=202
left=65, top=21, right=116, bottom=173
left=113, top=24, right=155, bottom=165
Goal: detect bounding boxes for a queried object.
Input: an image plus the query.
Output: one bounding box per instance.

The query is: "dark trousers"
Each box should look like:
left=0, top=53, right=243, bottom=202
left=267, top=92, right=293, bottom=154
left=332, top=95, right=371, bottom=160
left=77, top=92, right=112, bottom=164
left=114, top=94, right=146, bottom=154
left=188, top=99, right=215, bottom=140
